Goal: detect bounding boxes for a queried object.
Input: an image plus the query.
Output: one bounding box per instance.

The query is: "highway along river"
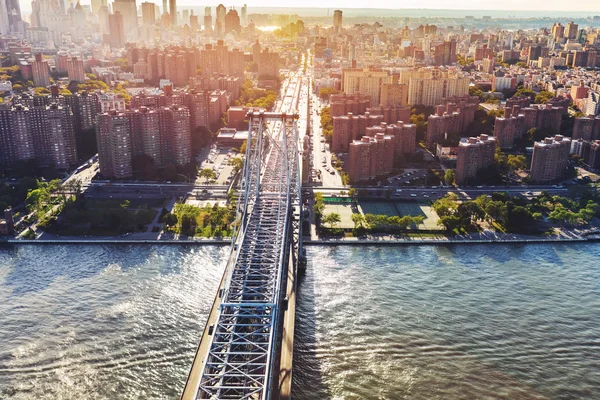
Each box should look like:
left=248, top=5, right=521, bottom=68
left=1, top=243, right=599, bottom=399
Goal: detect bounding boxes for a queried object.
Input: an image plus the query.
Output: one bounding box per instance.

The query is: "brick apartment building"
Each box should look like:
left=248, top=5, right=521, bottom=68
left=347, top=133, right=395, bottom=182
left=530, top=135, right=571, bottom=183
left=455, top=134, right=497, bottom=185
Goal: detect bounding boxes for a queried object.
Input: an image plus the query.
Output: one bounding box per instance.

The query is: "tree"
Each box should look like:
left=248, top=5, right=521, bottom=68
left=507, top=154, right=527, bottom=171
left=313, top=192, right=325, bottom=221
left=457, top=201, right=485, bottom=223
left=439, top=215, right=462, bottom=231
left=322, top=212, right=341, bottom=228
left=432, top=193, right=459, bottom=218
left=348, top=188, right=357, bottom=198
left=534, top=91, right=554, bottom=104
left=180, top=214, right=197, bottom=236
left=164, top=213, right=178, bottom=227
left=230, top=157, right=244, bottom=174
left=318, top=87, right=339, bottom=100
left=199, top=168, right=217, bottom=183
left=120, top=200, right=130, bottom=209
left=351, top=213, right=366, bottom=230
left=444, top=170, right=455, bottom=185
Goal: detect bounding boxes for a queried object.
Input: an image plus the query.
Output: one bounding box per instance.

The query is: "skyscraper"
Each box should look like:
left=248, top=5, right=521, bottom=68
left=90, top=0, right=107, bottom=14
left=333, top=9, right=342, bottom=34
left=0, top=0, right=10, bottom=34
left=112, top=0, right=137, bottom=38
left=141, top=1, right=156, bottom=25
left=224, top=8, right=240, bottom=34
left=108, top=12, right=126, bottom=48
left=241, top=4, right=247, bottom=26
left=98, top=5, right=110, bottom=35
left=216, top=4, right=226, bottom=24
left=5, top=0, right=23, bottom=33
left=169, top=0, right=177, bottom=25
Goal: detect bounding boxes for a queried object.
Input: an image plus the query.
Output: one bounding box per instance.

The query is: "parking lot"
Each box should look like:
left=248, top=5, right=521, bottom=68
left=196, top=144, right=240, bottom=186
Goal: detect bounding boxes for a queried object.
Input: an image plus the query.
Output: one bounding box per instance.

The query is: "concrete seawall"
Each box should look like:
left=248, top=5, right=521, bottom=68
left=2, top=236, right=598, bottom=246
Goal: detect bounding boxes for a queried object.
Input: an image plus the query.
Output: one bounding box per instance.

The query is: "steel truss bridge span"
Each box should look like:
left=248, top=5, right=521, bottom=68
left=181, top=109, right=303, bottom=400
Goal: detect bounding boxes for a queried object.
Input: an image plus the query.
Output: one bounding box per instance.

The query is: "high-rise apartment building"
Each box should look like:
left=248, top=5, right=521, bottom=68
left=552, top=23, right=565, bottom=41
left=348, top=133, right=395, bottom=182
left=31, top=54, right=50, bottom=88
left=0, top=102, right=77, bottom=169
left=67, top=57, right=85, bottom=83
left=330, top=94, right=371, bottom=117
left=96, top=111, right=133, bottom=179
left=433, top=40, right=457, bottom=66
left=400, top=68, right=470, bottom=106
left=573, top=116, right=600, bottom=141
left=425, top=97, right=479, bottom=148
left=133, top=107, right=163, bottom=165
left=44, top=104, right=78, bottom=169
left=8, top=104, right=35, bottom=162
left=56, top=52, right=69, bottom=74
left=380, top=83, right=408, bottom=107
left=530, top=135, right=571, bottom=183
left=332, top=112, right=383, bottom=152
left=257, top=48, right=280, bottom=79
left=455, top=134, right=497, bottom=185
left=164, top=106, right=192, bottom=166
left=342, top=68, right=392, bottom=106
left=565, top=21, right=578, bottom=40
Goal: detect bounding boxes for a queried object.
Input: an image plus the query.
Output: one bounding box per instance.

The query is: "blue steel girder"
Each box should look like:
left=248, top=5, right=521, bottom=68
left=196, top=110, right=300, bottom=400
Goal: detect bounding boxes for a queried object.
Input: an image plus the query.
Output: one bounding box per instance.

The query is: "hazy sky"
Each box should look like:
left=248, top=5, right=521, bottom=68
left=18, top=0, right=600, bottom=13
left=158, top=1, right=596, bottom=12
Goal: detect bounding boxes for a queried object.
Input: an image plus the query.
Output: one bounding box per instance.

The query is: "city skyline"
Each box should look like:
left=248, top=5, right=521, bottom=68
left=15, top=1, right=600, bottom=14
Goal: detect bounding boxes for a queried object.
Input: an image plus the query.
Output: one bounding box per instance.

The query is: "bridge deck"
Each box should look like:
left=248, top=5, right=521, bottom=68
left=182, top=75, right=303, bottom=397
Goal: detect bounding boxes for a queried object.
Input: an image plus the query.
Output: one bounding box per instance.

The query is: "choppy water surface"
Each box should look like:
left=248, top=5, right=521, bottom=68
left=0, top=245, right=227, bottom=399
left=294, top=245, right=600, bottom=400
left=1, top=244, right=600, bottom=399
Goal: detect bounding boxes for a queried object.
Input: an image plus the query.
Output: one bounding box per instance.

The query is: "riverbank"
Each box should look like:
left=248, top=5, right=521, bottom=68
left=3, top=230, right=599, bottom=246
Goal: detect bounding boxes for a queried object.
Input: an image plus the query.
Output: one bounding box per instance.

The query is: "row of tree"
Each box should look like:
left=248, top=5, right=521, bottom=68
left=234, top=79, right=277, bottom=110
left=432, top=192, right=541, bottom=233
left=165, top=203, right=234, bottom=237
left=320, top=107, right=333, bottom=142
left=433, top=190, right=600, bottom=234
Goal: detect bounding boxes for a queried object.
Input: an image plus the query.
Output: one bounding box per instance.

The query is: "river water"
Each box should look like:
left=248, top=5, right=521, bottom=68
left=0, top=244, right=599, bottom=399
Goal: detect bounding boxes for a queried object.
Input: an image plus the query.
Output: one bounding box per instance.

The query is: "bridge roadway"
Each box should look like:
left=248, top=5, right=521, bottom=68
left=181, top=71, right=306, bottom=400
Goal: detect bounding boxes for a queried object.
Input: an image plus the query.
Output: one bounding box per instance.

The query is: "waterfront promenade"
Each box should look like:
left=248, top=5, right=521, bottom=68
left=4, top=227, right=599, bottom=246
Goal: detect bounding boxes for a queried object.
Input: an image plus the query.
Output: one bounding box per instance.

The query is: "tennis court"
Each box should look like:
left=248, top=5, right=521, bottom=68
left=358, top=201, right=399, bottom=217
left=322, top=204, right=356, bottom=229
left=395, top=202, right=440, bottom=230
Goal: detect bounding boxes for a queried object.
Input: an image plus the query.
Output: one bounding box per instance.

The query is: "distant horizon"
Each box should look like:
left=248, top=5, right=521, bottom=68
left=17, top=2, right=600, bottom=16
